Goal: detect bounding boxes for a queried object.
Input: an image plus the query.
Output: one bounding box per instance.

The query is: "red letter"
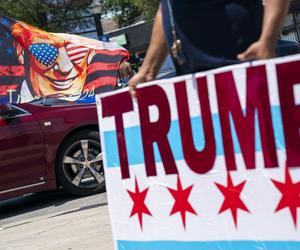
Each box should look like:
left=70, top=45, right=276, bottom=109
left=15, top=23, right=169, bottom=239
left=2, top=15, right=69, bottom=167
left=277, top=60, right=300, bottom=167
left=137, top=85, right=177, bottom=177
left=215, top=65, right=278, bottom=170
left=175, top=77, right=215, bottom=174
left=101, top=91, right=133, bottom=179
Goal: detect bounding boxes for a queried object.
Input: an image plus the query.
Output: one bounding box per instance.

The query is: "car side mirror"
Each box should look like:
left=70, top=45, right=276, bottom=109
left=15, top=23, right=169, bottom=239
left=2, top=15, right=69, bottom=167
left=0, top=103, right=17, bottom=119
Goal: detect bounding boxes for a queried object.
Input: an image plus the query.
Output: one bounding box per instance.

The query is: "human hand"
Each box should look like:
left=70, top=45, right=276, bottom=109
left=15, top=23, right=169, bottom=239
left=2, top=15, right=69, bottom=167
left=128, top=72, right=154, bottom=98
left=237, top=39, right=276, bottom=61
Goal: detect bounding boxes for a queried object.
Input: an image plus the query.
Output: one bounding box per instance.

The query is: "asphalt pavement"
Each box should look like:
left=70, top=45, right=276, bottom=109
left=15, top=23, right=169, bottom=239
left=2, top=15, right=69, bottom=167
left=0, top=193, right=114, bottom=250
left=0, top=190, right=107, bottom=225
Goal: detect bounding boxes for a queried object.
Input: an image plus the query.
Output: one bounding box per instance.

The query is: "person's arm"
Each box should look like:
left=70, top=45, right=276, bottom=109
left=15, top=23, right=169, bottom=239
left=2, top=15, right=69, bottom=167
left=238, top=0, right=290, bottom=60
left=129, top=3, right=169, bottom=97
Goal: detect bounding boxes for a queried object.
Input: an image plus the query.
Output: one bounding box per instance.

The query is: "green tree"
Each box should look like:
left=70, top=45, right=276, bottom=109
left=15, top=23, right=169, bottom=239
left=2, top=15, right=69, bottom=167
left=102, top=0, right=158, bottom=27
left=0, top=0, right=93, bottom=32
left=131, top=0, right=158, bottom=21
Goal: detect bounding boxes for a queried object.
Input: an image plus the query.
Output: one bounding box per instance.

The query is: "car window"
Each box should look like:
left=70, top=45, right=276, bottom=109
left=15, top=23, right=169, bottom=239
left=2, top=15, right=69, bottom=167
left=30, top=98, right=73, bottom=106
left=12, top=105, right=29, bottom=116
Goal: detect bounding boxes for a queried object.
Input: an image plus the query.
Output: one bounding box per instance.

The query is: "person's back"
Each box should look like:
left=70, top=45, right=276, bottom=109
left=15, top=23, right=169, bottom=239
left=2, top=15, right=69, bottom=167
left=128, top=0, right=290, bottom=97
left=161, top=0, right=263, bottom=73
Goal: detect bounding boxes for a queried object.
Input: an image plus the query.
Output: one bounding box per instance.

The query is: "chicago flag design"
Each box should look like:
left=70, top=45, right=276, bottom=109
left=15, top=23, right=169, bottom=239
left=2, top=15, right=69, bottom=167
left=97, top=54, right=300, bottom=250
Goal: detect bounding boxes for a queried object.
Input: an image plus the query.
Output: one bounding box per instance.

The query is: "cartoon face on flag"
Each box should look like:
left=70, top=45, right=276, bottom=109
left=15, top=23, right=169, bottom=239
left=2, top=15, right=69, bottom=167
left=0, top=15, right=129, bottom=104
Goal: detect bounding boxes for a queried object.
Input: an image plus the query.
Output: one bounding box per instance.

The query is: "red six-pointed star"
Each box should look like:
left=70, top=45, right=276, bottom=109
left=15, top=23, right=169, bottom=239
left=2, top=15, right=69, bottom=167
left=271, top=166, right=300, bottom=227
left=127, top=177, right=152, bottom=230
left=167, top=175, right=197, bottom=229
left=215, top=172, right=250, bottom=227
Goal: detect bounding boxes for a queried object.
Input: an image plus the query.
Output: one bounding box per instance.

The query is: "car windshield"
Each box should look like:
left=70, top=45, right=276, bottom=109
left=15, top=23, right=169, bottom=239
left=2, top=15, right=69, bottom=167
left=30, top=94, right=79, bottom=106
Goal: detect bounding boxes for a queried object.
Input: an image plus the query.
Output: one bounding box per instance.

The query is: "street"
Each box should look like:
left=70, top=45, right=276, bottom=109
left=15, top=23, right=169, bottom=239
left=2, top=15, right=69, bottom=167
left=0, top=190, right=114, bottom=250
left=0, top=189, right=107, bottom=225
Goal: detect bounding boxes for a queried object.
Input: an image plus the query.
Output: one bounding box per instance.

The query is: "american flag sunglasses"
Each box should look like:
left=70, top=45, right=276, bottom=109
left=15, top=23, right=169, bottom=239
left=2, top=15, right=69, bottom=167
left=28, top=43, right=89, bottom=67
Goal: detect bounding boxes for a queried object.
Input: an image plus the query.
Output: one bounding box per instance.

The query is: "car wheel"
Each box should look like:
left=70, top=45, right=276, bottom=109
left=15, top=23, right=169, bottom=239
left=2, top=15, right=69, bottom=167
left=56, top=129, right=105, bottom=196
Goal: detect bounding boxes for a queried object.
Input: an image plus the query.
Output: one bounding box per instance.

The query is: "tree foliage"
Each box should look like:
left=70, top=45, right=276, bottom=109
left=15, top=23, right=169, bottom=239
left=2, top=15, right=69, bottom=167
left=102, top=0, right=159, bottom=27
left=0, top=0, right=93, bottom=32
left=0, top=0, right=159, bottom=32
left=131, top=0, right=158, bottom=21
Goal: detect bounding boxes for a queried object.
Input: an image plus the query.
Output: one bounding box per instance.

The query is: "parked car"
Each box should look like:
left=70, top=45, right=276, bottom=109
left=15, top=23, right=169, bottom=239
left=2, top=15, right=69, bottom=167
left=0, top=98, right=104, bottom=201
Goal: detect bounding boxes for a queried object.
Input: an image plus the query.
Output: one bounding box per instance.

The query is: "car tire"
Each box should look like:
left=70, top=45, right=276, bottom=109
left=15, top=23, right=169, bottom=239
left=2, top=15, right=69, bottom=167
left=56, top=129, right=105, bottom=196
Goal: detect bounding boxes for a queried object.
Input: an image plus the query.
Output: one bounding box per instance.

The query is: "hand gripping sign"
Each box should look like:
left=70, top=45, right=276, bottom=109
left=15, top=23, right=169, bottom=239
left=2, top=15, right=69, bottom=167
left=96, top=54, right=300, bottom=250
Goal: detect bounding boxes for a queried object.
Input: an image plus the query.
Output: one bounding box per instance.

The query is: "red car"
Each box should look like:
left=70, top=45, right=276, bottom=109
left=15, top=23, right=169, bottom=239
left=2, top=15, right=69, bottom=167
left=0, top=98, right=104, bottom=201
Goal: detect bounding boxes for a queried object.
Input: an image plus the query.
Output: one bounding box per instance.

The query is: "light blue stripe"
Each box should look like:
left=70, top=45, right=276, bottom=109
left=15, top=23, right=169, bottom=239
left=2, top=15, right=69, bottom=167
left=117, top=240, right=300, bottom=250
left=271, top=106, right=286, bottom=150
left=104, top=106, right=284, bottom=168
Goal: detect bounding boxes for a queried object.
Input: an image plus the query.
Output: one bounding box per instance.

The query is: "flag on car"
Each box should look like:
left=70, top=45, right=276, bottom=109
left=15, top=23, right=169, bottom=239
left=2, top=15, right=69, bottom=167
left=0, top=15, right=129, bottom=104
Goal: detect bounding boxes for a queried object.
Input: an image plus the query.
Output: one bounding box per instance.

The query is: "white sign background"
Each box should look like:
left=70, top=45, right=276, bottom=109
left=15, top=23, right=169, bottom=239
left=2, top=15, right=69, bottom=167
left=97, top=55, right=300, bottom=250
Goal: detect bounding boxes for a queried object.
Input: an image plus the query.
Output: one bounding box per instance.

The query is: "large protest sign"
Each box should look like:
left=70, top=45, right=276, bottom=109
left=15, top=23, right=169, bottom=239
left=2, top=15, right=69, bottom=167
left=0, top=15, right=128, bottom=104
left=96, top=54, right=300, bottom=250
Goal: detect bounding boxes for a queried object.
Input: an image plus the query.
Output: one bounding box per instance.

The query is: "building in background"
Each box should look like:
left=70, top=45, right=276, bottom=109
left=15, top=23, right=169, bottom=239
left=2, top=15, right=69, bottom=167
left=104, top=2, right=300, bottom=71
left=281, top=0, right=300, bottom=41
left=72, top=0, right=300, bottom=74
left=106, top=22, right=153, bottom=72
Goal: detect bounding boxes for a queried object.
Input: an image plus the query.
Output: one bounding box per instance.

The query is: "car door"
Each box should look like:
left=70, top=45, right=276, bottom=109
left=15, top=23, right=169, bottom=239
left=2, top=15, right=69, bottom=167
left=0, top=105, right=46, bottom=193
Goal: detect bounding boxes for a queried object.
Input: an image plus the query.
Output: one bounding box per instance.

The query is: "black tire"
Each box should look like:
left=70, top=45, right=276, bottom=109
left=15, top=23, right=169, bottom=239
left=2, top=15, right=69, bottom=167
left=56, top=130, right=105, bottom=196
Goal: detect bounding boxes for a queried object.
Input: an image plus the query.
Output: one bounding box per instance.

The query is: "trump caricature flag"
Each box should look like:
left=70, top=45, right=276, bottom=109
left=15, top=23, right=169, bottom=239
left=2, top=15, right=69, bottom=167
left=0, top=15, right=128, bottom=104
left=97, top=54, right=300, bottom=250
